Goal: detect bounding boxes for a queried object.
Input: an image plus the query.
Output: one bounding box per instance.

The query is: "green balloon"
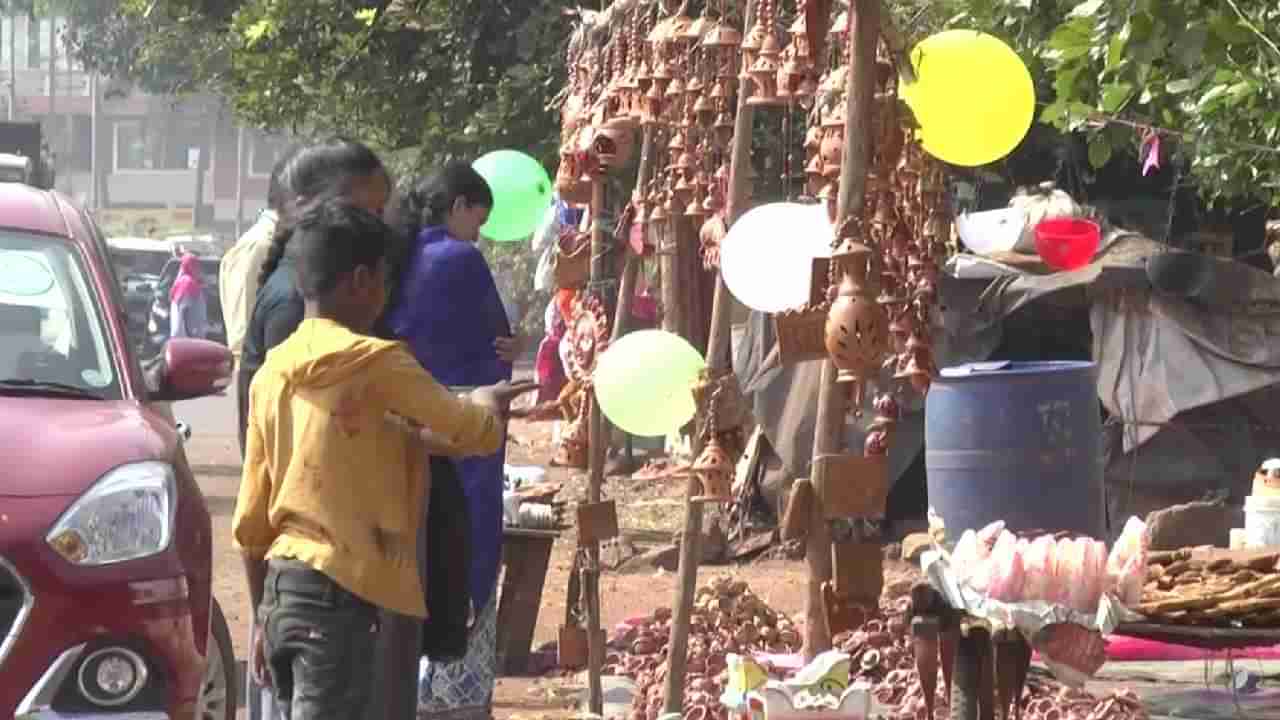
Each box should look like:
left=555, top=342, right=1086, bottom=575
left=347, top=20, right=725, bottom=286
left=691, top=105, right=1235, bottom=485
left=472, top=150, right=553, bottom=243
left=594, top=330, right=706, bottom=437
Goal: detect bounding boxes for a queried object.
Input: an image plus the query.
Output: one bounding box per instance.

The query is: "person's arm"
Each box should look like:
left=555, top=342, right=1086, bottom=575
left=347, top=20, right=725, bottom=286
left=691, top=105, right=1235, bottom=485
left=373, top=347, right=503, bottom=457
left=231, top=405, right=274, bottom=610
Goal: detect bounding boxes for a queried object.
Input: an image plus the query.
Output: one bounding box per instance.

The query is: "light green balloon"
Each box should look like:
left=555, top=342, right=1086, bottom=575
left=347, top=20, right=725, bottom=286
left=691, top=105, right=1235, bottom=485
left=594, top=330, right=706, bottom=437
left=472, top=149, right=553, bottom=243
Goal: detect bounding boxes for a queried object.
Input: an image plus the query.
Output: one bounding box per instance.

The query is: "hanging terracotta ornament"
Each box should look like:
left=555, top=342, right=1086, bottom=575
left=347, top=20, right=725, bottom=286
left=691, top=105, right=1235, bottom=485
left=692, top=435, right=735, bottom=503
left=824, top=238, right=889, bottom=411
left=699, top=213, right=728, bottom=270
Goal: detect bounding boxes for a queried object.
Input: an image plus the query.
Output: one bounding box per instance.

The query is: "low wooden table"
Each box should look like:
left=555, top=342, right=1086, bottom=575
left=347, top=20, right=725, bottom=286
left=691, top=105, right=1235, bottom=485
left=495, top=527, right=561, bottom=675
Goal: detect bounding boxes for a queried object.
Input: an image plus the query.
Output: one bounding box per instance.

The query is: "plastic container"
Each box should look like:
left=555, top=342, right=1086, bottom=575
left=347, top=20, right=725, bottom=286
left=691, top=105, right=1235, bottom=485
left=1244, top=495, right=1280, bottom=548
left=1252, top=458, right=1280, bottom=498
left=1034, top=218, right=1100, bottom=271
left=956, top=207, right=1027, bottom=255
left=925, top=360, right=1105, bottom=541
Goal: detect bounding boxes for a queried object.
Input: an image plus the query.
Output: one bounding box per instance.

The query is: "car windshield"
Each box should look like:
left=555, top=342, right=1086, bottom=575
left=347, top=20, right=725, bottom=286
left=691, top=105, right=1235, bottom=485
left=0, top=232, right=119, bottom=399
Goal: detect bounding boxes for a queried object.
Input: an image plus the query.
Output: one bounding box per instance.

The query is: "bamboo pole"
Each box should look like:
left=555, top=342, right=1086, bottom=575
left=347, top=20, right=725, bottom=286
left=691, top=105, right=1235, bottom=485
left=585, top=177, right=612, bottom=716
left=662, top=0, right=758, bottom=712
left=805, top=0, right=881, bottom=658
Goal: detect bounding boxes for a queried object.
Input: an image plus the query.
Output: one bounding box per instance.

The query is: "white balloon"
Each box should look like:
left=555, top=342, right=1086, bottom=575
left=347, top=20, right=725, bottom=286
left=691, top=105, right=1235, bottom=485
left=720, top=202, right=833, bottom=313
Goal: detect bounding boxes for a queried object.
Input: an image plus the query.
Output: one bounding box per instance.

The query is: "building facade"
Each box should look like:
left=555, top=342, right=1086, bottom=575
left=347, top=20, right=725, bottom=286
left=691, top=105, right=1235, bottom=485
left=0, top=13, right=290, bottom=235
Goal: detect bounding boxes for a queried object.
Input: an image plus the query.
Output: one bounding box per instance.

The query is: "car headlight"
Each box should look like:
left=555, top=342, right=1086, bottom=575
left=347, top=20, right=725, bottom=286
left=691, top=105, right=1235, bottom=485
left=46, top=462, right=176, bottom=566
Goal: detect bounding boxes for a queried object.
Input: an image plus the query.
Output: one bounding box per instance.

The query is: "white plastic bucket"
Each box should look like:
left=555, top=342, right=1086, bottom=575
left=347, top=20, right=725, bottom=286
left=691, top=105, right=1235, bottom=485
left=1244, top=495, right=1280, bottom=548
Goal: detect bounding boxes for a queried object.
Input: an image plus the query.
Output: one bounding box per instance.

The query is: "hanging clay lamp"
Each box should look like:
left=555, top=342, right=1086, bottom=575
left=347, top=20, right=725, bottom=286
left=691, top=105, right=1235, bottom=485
left=824, top=240, right=889, bottom=411
left=703, top=18, right=742, bottom=51
left=692, top=435, right=735, bottom=503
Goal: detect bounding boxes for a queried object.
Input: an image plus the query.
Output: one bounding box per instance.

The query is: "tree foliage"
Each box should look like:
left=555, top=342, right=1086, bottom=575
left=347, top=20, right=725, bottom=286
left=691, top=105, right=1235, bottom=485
left=65, top=0, right=571, bottom=170
left=945, top=0, right=1280, bottom=205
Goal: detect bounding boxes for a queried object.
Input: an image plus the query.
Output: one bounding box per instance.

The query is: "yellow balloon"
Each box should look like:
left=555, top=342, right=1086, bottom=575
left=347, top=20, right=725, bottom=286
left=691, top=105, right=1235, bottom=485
left=593, top=330, right=706, bottom=437
left=900, top=30, right=1035, bottom=167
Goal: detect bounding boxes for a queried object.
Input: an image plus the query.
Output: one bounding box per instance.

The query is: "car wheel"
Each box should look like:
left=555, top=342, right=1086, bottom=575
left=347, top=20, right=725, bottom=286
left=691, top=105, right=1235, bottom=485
left=198, top=598, right=237, bottom=720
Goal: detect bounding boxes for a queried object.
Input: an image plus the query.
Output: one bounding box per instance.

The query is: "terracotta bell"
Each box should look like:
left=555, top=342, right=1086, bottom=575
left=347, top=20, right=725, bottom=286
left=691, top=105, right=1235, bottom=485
left=692, top=436, right=735, bottom=503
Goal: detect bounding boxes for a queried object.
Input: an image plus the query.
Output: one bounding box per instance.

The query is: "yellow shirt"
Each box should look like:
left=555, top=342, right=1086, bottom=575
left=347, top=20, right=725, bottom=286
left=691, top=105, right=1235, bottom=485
left=231, top=318, right=502, bottom=618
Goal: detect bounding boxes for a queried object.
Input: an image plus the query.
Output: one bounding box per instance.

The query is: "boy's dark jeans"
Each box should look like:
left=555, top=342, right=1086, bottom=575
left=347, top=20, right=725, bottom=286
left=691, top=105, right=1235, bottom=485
left=259, top=559, right=380, bottom=719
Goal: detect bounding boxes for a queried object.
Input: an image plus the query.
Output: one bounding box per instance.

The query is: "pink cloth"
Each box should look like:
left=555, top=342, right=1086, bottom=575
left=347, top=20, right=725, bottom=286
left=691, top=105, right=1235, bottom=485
left=536, top=299, right=568, bottom=403
left=169, top=253, right=203, bottom=303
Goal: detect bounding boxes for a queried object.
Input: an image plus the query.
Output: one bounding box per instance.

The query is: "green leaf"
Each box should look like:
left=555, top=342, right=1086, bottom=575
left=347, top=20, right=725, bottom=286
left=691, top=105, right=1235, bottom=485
left=1069, top=0, right=1105, bottom=18
left=1106, top=23, right=1130, bottom=72
left=243, top=19, right=272, bottom=45
left=1101, top=83, right=1134, bottom=112
left=1088, top=134, right=1113, bottom=169
left=1166, top=78, right=1197, bottom=94
left=1048, top=18, right=1095, bottom=61
left=1174, top=24, right=1209, bottom=68
left=354, top=8, right=377, bottom=25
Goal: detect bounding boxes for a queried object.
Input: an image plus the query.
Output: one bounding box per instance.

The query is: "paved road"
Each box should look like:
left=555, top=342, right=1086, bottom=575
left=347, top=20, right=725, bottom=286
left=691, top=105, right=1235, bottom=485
left=175, top=391, right=241, bottom=469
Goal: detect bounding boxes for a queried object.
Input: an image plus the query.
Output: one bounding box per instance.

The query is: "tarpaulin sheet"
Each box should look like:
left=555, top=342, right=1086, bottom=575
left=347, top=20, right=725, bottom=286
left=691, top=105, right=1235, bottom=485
left=732, top=232, right=1280, bottom=520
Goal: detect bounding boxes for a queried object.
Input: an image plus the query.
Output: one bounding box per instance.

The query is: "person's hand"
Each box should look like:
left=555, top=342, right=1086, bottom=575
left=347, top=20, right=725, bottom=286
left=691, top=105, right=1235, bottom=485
left=252, top=624, right=271, bottom=687
left=494, top=335, right=523, bottom=364
left=471, top=380, right=538, bottom=419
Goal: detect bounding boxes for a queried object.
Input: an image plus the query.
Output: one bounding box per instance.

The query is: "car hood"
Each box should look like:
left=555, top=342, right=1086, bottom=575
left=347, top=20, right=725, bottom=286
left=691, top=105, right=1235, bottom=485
left=0, top=396, right=176, bottom=497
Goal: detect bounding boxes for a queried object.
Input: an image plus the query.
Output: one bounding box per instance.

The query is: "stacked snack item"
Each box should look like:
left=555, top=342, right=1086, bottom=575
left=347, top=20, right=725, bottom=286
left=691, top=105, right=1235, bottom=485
left=946, top=518, right=1149, bottom=614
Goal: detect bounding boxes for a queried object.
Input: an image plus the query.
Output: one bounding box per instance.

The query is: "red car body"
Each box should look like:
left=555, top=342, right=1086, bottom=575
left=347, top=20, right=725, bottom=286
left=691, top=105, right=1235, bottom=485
left=0, top=185, right=232, bottom=719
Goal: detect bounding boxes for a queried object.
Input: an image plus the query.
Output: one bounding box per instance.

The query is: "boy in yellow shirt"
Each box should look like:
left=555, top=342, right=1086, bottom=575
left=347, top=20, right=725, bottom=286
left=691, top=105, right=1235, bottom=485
left=231, top=197, right=533, bottom=718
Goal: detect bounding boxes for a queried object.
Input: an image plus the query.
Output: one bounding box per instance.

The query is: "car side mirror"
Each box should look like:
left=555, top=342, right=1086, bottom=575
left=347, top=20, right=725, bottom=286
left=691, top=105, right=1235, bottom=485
left=150, top=337, right=232, bottom=402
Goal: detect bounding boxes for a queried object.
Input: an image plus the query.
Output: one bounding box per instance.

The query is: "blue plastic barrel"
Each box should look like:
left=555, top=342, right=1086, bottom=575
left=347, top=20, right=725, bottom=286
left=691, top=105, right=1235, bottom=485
left=925, top=360, right=1105, bottom=540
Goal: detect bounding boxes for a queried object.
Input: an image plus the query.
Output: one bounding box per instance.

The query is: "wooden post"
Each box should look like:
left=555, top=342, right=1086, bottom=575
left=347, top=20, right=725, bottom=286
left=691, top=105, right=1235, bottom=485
left=613, top=126, right=656, bottom=345
left=806, top=0, right=881, bottom=659
left=584, top=177, right=612, bottom=717
left=662, top=0, right=757, bottom=713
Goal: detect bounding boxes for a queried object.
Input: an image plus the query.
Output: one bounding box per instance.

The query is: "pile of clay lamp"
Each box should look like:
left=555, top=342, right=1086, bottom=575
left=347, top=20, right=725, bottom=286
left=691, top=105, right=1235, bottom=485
left=601, top=575, right=1151, bottom=720
left=607, top=577, right=801, bottom=720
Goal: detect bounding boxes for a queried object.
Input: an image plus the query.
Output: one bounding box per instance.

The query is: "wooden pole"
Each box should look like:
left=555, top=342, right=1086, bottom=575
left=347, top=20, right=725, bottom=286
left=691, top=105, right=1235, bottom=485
left=613, top=127, right=656, bottom=346
left=806, top=0, right=881, bottom=659
left=584, top=177, right=612, bottom=717
left=662, top=0, right=757, bottom=713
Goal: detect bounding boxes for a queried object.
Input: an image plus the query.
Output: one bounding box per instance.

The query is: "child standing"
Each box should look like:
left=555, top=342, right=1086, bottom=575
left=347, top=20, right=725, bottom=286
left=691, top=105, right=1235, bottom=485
left=231, top=198, right=533, bottom=719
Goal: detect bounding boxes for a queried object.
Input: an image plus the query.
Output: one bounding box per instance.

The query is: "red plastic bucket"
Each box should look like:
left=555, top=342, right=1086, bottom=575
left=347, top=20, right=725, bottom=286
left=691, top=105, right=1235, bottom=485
left=1034, top=218, right=1100, bottom=271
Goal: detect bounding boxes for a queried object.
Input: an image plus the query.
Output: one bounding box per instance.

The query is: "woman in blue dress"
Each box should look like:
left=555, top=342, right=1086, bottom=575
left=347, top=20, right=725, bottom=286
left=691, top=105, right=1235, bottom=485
left=383, top=161, right=520, bottom=719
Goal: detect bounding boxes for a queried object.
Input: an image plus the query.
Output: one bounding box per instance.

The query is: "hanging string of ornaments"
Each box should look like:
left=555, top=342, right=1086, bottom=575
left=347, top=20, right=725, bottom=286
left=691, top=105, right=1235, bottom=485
left=545, top=3, right=1163, bottom=720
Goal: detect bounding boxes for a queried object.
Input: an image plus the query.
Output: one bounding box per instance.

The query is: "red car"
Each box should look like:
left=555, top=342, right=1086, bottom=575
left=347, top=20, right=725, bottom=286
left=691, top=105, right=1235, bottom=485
left=0, top=184, right=235, bottom=719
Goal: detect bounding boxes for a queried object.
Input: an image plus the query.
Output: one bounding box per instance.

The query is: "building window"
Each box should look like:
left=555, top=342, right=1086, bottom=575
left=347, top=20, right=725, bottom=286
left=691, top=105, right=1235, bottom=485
left=248, top=134, right=286, bottom=177
left=113, top=117, right=210, bottom=173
